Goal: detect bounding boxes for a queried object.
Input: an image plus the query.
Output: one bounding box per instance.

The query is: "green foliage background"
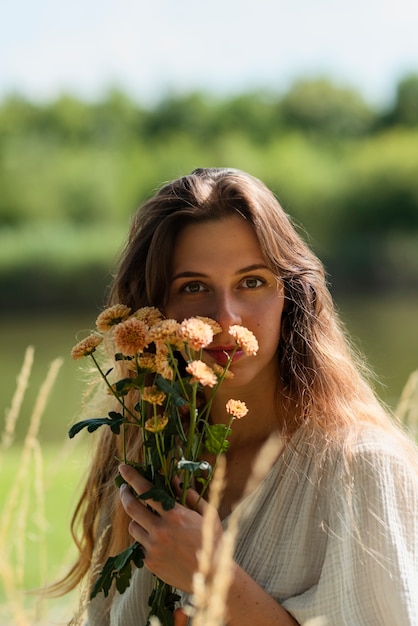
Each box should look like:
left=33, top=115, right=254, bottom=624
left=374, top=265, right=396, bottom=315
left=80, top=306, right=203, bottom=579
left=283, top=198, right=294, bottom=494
left=1, top=74, right=418, bottom=312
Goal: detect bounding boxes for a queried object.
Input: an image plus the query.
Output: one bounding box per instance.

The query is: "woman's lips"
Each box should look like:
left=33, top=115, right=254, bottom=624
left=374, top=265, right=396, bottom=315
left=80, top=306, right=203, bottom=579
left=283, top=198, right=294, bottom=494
left=204, top=347, right=245, bottom=366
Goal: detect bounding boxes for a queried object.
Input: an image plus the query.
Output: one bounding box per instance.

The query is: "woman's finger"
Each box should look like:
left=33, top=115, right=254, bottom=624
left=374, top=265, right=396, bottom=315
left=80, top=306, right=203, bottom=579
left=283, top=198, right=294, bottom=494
left=173, top=607, right=188, bottom=626
left=119, top=481, right=159, bottom=536
left=118, top=463, right=166, bottom=513
left=119, top=463, right=152, bottom=491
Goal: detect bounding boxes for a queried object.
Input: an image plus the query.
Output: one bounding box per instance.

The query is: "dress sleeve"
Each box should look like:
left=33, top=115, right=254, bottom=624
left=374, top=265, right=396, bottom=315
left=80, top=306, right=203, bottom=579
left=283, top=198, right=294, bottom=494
left=282, top=441, right=418, bottom=625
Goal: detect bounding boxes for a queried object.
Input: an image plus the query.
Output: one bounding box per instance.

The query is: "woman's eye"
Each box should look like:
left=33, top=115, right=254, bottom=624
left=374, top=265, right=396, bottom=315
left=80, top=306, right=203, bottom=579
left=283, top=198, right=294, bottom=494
left=242, top=277, right=264, bottom=289
left=183, top=282, right=204, bottom=293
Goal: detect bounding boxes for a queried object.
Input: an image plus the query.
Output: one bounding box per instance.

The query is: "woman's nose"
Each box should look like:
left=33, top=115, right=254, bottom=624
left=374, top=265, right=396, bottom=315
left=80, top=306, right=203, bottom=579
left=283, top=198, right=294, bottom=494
left=212, top=292, right=241, bottom=329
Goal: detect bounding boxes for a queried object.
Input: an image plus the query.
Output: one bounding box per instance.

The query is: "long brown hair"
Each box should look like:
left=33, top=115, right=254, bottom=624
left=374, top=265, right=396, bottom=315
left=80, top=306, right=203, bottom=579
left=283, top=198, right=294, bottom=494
left=109, top=167, right=385, bottom=430
left=52, top=167, right=411, bottom=595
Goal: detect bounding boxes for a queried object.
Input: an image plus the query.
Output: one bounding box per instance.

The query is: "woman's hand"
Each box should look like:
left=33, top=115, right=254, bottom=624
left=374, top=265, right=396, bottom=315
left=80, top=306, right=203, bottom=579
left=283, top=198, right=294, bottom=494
left=119, top=464, right=299, bottom=625
left=118, top=463, right=222, bottom=594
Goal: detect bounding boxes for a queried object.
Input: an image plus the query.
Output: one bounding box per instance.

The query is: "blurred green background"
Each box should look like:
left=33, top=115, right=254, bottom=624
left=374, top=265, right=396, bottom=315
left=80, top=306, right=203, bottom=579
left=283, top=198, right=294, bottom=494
left=1, top=77, right=418, bottom=444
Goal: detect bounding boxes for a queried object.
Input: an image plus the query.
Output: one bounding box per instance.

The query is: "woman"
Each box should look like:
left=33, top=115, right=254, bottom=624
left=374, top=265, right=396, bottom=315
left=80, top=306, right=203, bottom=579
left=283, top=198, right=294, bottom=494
left=61, top=168, right=418, bottom=625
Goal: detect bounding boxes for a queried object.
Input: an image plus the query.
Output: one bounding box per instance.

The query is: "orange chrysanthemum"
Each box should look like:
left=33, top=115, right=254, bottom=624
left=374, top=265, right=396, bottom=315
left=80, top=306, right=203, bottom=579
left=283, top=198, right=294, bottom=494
left=113, top=318, right=149, bottom=356
left=186, top=360, right=218, bottom=387
left=142, top=386, right=166, bottom=406
left=95, top=304, right=131, bottom=332
left=71, top=333, right=103, bottom=360
left=132, top=306, right=164, bottom=328
left=225, top=399, right=248, bottom=419
left=195, top=316, right=222, bottom=336
left=144, top=414, right=169, bottom=433
left=148, top=319, right=183, bottom=348
left=180, top=318, right=214, bottom=351
left=154, top=346, right=174, bottom=381
left=229, top=325, right=259, bottom=355
left=137, top=354, right=157, bottom=371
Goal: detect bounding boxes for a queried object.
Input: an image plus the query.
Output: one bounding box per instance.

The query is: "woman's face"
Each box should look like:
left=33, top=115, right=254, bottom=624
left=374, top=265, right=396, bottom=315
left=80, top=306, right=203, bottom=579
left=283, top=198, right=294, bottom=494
left=165, top=215, right=285, bottom=390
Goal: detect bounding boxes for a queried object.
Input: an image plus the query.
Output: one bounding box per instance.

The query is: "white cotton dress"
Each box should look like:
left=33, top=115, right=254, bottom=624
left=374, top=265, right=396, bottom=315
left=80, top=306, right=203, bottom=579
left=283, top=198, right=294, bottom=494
left=85, top=426, right=418, bottom=626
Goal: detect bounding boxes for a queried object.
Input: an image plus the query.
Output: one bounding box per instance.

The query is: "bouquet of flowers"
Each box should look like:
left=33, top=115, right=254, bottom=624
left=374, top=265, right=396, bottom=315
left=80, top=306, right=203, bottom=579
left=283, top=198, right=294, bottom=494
left=69, top=304, right=258, bottom=626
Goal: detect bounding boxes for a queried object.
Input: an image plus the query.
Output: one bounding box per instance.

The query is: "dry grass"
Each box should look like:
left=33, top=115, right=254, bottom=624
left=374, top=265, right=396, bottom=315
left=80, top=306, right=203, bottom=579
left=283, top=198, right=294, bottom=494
left=396, top=369, right=418, bottom=440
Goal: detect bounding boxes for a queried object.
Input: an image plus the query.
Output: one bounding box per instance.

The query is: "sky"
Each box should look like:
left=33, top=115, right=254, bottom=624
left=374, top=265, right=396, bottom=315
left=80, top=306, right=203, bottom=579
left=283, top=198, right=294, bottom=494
left=1, top=0, right=418, bottom=107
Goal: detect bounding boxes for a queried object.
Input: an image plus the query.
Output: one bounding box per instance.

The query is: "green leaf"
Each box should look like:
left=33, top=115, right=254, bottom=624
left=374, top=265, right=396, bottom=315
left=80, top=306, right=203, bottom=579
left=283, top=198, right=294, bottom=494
left=132, top=547, right=146, bottom=569
left=147, top=580, right=181, bottom=626
left=138, top=486, right=175, bottom=511
left=133, top=464, right=154, bottom=482
left=114, top=546, right=135, bottom=570
left=204, top=423, right=231, bottom=455
left=113, top=377, right=138, bottom=396
left=90, top=557, right=115, bottom=598
left=68, top=412, right=125, bottom=438
left=115, top=560, right=132, bottom=594
left=114, top=473, right=127, bottom=489
left=90, top=542, right=145, bottom=599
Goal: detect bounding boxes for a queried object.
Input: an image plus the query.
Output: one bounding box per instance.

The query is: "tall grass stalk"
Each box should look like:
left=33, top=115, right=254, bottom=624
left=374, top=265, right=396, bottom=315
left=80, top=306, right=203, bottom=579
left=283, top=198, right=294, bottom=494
left=0, top=353, right=63, bottom=625
left=396, top=369, right=418, bottom=440
left=0, top=346, right=34, bottom=456
left=190, top=435, right=283, bottom=626
left=191, top=456, right=231, bottom=626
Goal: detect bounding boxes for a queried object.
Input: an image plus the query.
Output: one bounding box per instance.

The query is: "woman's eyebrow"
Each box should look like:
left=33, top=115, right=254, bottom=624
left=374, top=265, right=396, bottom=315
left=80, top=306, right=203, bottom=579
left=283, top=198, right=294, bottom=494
left=171, top=264, right=269, bottom=282
left=236, top=263, right=269, bottom=275
left=171, top=270, right=208, bottom=281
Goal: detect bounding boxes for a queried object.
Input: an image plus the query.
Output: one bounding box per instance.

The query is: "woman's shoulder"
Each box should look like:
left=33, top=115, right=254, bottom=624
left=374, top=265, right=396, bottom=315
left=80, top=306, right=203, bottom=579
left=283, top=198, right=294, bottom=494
left=321, top=423, right=418, bottom=509
left=291, top=421, right=418, bottom=491
left=349, top=423, right=418, bottom=474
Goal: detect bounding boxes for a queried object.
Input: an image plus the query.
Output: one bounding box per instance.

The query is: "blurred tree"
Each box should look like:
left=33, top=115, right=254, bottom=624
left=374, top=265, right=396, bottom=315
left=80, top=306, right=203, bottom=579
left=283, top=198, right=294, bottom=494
left=142, top=92, right=216, bottom=142
left=388, top=74, right=418, bottom=126
left=0, top=94, right=39, bottom=143
left=329, top=129, right=418, bottom=289
left=338, top=129, right=418, bottom=234
left=40, top=94, right=92, bottom=142
left=280, top=78, right=376, bottom=137
left=0, top=168, right=24, bottom=225
left=90, top=88, right=145, bottom=144
left=212, top=92, right=280, bottom=143
left=1, top=77, right=418, bottom=301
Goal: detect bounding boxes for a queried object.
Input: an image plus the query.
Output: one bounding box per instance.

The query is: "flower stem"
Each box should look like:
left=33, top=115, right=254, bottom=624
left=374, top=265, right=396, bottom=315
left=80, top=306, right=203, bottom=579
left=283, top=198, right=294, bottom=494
left=196, top=414, right=234, bottom=506
left=121, top=398, right=127, bottom=463
left=90, top=352, right=138, bottom=422
left=180, top=383, right=198, bottom=503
